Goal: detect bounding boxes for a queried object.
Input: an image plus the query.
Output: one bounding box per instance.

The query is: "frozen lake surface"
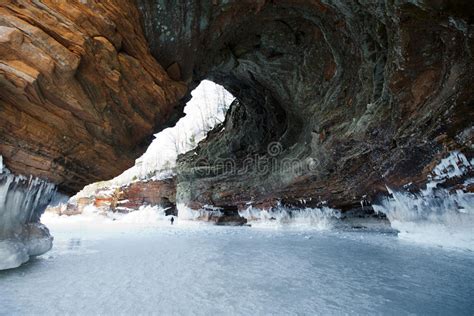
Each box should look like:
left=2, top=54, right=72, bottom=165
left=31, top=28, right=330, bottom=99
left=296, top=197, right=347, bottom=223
left=1, top=218, right=473, bottom=315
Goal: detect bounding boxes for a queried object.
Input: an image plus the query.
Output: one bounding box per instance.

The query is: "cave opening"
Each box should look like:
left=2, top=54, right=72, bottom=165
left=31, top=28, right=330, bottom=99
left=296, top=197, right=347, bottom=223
left=60, top=80, right=236, bottom=208
left=155, top=2, right=364, bottom=211
left=123, top=79, right=236, bottom=182
left=1, top=2, right=473, bottom=309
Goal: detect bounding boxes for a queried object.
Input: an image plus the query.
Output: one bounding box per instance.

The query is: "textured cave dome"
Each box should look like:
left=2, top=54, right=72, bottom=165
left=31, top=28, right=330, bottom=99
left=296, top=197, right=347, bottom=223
left=1, top=0, right=472, bottom=271
left=136, top=1, right=473, bottom=210
left=0, top=1, right=471, bottom=208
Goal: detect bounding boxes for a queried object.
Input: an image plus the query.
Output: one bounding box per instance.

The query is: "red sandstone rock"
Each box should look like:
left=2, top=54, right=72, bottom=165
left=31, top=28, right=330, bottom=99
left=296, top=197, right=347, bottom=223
left=57, top=178, right=177, bottom=215
left=2, top=1, right=473, bottom=215
left=0, top=1, right=186, bottom=193
left=118, top=178, right=176, bottom=211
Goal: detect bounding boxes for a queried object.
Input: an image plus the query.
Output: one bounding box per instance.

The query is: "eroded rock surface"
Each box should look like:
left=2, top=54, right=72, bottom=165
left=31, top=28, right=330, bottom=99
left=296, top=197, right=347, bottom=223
left=51, top=178, right=177, bottom=216
left=136, top=0, right=474, bottom=211
left=0, top=0, right=186, bottom=194
left=0, top=1, right=473, bottom=217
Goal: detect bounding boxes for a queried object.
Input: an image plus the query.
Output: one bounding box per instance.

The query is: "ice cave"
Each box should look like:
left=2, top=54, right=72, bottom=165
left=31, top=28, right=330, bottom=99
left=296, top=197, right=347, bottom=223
left=0, top=1, right=473, bottom=314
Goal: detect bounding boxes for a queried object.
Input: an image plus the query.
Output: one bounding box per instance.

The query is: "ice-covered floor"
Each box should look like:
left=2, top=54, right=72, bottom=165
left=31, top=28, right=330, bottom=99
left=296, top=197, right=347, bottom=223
left=1, top=217, right=473, bottom=315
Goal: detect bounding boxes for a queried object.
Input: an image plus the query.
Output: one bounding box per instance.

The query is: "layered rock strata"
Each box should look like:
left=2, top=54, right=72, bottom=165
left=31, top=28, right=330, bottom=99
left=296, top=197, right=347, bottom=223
left=51, top=178, right=177, bottom=216
left=135, top=1, right=473, bottom=211
left=0, top=0, right=186, bottom=194
left=1, top=1, right=473, bottom=227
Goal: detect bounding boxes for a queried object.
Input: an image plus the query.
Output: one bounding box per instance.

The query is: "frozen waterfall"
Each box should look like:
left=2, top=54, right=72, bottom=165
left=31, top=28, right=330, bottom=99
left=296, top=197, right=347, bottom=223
left=0, top=155, right=56, bottom=270
left=373, top=151, right=474, bottom=250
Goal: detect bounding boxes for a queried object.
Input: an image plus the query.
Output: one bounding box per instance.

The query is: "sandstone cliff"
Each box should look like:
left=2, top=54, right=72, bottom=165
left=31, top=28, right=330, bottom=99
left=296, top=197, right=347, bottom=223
left=0, top=0, right=186, bottom=194
left=1, top=0, right=473, bottom=214
left=52, top=177, right=177, bottom=216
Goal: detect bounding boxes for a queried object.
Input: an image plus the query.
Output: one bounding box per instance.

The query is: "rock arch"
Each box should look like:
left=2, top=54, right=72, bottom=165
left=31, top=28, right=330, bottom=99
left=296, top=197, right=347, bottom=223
left=136, top=0, right=474, bottom=210
left=0, top=1, right=473, bottom=227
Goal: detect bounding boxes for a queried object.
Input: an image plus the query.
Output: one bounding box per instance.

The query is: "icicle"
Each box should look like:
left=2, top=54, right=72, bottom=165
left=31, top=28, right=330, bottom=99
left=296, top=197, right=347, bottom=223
left=373, top=151, right=474, bottom=250
left=432, top=151, right=472, bottom=181
left=0, top=164, right=56, bottom=269
left=238, top=205, right=341, bottom=230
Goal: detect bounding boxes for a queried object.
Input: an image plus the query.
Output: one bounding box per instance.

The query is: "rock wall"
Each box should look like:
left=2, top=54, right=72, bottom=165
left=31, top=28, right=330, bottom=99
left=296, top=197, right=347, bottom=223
left=0, top=0, right=186, bottom=194
left=118, top=178, right=176, bottom=213
left=52, top=178, right=177, bottom=216
left=136, top=0, right=474, bottom=211
left=0, top=1, right=473, bottom=220
left=0, top=0, right=185, bottom=268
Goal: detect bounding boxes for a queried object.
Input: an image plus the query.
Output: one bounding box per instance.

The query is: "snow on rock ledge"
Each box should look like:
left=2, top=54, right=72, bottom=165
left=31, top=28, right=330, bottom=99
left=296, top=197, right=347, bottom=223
left=239, top=205, right=341, bottom=230
left=0, top=156, right=55, bottom=270
left=373, top=151, right=474, bottom=251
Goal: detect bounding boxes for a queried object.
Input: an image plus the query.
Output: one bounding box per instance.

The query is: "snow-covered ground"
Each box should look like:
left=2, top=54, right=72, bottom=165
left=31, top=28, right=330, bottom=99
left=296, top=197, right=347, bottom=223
left=1, top=214, right=473, bottom=315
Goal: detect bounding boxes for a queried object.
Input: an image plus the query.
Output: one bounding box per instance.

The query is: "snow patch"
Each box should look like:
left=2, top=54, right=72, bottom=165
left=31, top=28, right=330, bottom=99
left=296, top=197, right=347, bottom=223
left=177, top=203, right=340, bottom=230
left=113, top=205, right=171, bottom=224
left=432, top=151, right=472, bottom=181
left=239, top=205, right=341, bottom=230
left=42, top=204, right=173, bottom=226
left=177, top=203, right=222, bottom=220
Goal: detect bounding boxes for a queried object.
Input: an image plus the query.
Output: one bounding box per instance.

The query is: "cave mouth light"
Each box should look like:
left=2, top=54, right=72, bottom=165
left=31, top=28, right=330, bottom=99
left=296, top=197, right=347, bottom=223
left=73, top=80, right=235, bottom=197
